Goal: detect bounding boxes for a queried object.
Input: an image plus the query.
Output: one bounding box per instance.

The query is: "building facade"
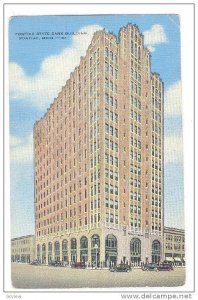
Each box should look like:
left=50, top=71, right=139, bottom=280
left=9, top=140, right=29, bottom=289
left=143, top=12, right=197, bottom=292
left=34, top=24, right=164, bottom=266
left=164, top=227, right=185, bottom=264
left=11, top=235, right=35, bottom=263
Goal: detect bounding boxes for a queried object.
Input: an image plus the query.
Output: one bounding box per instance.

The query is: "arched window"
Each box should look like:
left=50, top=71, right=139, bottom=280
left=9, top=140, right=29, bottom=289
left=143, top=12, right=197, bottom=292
left=105, top=234, right=117, bottom=248
left=37, top=244, right=41, bottom=261
left=42, top=243, right=46, bottom=253
left=130, top=238, right=141, bottom=255
left=105, top=235, right=117, bottom=266
left=42, top=243, right=46, bottom=264
left=80, top=236, right=88, bottom=249
left=91, top=235, right=100, bottom=266
left=152, top=240, right=160, bottom=251
left=54, top=241, right=60, bottom=261
left=152, top=240, right=161, bottom=263
left=71, top=238, right=77, bottom=250
left=130, top=238, right=141, bottom=265
left=91, top=234, right=100, bottom=248
left=48, top=242, right=52, bottom=263
left=62, top=240, right=68, bottom=263
left=80, top=236, right=88, bottom=263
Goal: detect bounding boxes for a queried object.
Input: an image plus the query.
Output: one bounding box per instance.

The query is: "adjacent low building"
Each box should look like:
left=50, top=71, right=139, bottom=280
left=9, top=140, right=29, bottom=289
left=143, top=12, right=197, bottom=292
left=11, top=235, right=35, bottom=263
left=164, top=227, right=185, bottom=264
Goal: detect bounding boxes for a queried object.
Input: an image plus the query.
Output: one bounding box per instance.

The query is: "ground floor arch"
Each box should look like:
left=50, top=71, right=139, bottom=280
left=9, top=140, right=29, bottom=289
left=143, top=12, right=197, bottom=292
left=42, top=243, right=46, bottom=264
left=35, top=230, right=164, bottom=266
left=62, top=239, right=68, bottom=263
left=54, top=241, right=60, bottom=261
left=37, top=244, right=41, bottom=261
left=91, top=234, right=100, bottom=267
left=80, top=236, right=88, bottom=263
left=152, top=240, right=161, bottom=263
left=130, top=238, right=141, bottom=265
left=71, top=238, right=77, bottom=263
left=105, top=234, right=117, bottom=267
left=48, top=242, right=52, bottom=263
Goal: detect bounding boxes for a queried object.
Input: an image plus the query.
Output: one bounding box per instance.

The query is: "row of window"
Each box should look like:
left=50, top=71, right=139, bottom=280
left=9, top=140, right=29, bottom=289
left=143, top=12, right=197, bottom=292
left=105, top=199, right=118, bottom=209
left=36, top=214, right=101, bottom=237
left=104, top=47, right=118, bottom=63
left=130, top=151, right=141, bottom=162
left=105, top=93, right=118, bottom=108
left=130, top=164, right=141, bottom=175
left=105, top=108, right=118, bottom=123
left=131, top=110, right=141, bottom=123
left=105, top=183, right=119, bottom=195
left=91, top=184, right=100, bottom=196
left=130, top=179, right=141, bottom=188
left=131, top=124, right=141, bottom=136
left=105, top=78, right=118, bottom=93
left=131, top=82, right=141, bottom=96
left=131, top=138, right=141, bottom=149
left=105, top=138, right=118, bottom=152
left=105, top=62, right=118, bottom=78
left=105, top=123, right=118, bottom=137
left=131, top=69, right=141, bottom=82
left=105, top=153, right=119, bottom=167
left=130, top=205, right=141, bottom=214
left=130, top=192, right=141, bottom=201
left=131, top=96, right=141, bottom=110
left=105, top=169, right=118, bottom=181
left=105, top=213, right=118, bottom=224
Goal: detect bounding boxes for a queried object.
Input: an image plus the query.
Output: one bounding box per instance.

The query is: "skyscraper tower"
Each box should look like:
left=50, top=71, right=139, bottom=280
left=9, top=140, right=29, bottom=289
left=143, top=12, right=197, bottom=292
left=34, top=24, right=164, bottom=266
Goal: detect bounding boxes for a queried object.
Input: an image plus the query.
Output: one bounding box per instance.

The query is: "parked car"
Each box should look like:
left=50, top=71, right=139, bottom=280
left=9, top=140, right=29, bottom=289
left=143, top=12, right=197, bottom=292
left=71, top=262, right=86, bottom=269
left=142, top=263, right=158, bottom=271
left=157, top=263, right=173, bottom=271
left=30, top=260, right=41, bottom=265
left=161, top=261, right=174, bottom=270
left=109, top=264, right=132, bottom=272
left=48, top=260, right=63, bottom=267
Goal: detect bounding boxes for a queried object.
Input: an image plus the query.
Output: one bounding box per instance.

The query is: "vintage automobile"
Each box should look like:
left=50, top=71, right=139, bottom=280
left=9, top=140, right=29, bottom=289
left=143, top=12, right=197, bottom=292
left=142, top=263, right=158, bottom=271
left=157, top=263, right=173, bottom=271
left=29, top=259, right=41, bottom=265
left=71, top=262, right=86, bottom=269
left=161, top=261, right=174, bottom=270
left=109, top=264, right=132, bottom=272
left=48, top=260, right=63, bottom=267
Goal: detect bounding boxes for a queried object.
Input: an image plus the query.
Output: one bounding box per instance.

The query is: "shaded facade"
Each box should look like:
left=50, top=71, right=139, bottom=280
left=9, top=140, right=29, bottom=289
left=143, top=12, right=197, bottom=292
left=11, top=235, right=35, bottom=263
left=34, top=24, right=164, bottom=266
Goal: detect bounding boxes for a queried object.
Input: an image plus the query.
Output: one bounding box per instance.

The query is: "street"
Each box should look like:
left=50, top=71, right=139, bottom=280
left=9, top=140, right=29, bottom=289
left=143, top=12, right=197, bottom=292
left=11, top=263, right=185, bottom=289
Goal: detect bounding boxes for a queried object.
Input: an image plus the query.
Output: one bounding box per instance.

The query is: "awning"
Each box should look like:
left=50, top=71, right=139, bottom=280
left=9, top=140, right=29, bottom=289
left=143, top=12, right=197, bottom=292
left=174, top=257, right=182, bottom=262
left=165, top=257, right=174, bottom=262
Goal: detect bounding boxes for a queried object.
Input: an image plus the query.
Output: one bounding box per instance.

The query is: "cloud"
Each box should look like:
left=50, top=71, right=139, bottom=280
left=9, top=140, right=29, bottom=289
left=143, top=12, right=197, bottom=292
left=143, top=24, right=167, bottom=52
left=164, top=80, right=182, bottom=116
left=147, top=45, right=155, bottom=52
left=10, top=135, right=22, bottom=147
left=10, top=133, right=33, bottom=162
left=164, top=135, right=183, bottom=163
left=144, top=24, right=167, bottom=45
left=9, top=24, right=103, bottom=110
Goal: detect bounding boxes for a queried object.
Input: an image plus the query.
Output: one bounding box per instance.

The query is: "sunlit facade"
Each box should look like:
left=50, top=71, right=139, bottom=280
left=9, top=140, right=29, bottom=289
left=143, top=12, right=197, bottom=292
left=34, top=24, right=164, bottom=266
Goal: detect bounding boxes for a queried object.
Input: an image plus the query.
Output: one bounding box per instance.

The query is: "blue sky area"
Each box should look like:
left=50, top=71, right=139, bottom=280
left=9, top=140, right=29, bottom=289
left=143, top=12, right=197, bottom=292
left=9, top=15, right=183, bottom=238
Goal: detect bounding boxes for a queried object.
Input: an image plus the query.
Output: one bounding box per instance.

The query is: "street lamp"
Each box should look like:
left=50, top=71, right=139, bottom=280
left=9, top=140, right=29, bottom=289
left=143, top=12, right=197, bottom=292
left=94, top=244, right=98, bottom=268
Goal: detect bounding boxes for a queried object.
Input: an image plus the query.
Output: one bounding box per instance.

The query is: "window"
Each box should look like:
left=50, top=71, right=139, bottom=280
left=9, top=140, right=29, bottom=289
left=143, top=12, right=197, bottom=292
left=110, top=81, right=113, bottom=91
left=105, top=47, right=109, bottom=57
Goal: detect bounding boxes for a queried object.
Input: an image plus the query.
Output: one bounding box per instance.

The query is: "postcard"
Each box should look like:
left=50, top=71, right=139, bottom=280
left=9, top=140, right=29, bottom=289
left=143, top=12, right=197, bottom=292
left=3, top=2, right=195, bottom=298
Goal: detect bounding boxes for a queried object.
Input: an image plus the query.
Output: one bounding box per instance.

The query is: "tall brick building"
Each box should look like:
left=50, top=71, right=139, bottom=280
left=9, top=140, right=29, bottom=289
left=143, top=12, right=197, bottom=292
left=34, top=24, right=164, bottom=266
